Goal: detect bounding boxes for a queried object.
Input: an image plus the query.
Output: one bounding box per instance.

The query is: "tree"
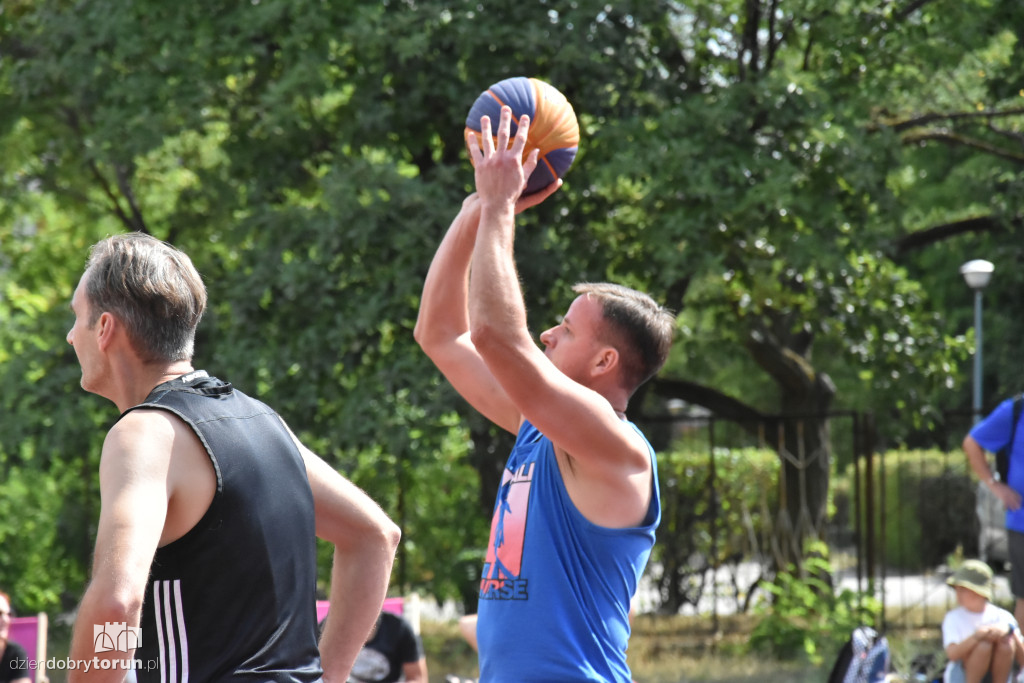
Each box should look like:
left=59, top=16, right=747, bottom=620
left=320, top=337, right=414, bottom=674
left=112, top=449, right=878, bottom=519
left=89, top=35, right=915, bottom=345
left=1, top=0, right=1021, bottom=609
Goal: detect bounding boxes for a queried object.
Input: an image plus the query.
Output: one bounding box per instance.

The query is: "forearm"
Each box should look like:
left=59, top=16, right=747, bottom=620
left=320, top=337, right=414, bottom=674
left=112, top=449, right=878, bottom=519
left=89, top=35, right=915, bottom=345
left=468, top=200, right=528, bottom=347
left=949, top=632, right=981, bottom=662
left=403, top=659, right=428, bottom=682
left=69, top=583, right=142, bottom=682
left=964, top=435, right=996, bottom=485
left=414, top=196, right=480, bottom=350
left=319, top=544, right=396, bottom=682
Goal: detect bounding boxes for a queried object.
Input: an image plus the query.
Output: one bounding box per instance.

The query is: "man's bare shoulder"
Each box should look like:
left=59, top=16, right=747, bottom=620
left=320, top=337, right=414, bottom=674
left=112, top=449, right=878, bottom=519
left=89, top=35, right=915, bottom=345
left=103, top=408, right=207, bottom=476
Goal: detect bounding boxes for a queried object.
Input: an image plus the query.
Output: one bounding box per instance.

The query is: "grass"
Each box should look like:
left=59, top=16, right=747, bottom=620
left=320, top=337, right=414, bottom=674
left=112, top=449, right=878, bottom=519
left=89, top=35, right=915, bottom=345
left=40, top=611, right=946, bottom=683
left=421, top=610, right=949, bottom=683
left=422, top=614, right=825, bottom=683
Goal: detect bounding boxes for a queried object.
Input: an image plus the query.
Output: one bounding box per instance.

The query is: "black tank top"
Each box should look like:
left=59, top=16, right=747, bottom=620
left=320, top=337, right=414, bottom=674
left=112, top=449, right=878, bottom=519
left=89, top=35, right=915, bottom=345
left=123, top=371, right=321, bottom=683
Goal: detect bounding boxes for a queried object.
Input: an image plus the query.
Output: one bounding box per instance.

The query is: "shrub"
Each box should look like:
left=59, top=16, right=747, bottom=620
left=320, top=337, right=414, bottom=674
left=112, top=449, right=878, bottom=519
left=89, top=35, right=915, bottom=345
left=748, top=547, right=881, bottom=664
left=833, top=449, right=977, bottom=571
left=652, top=446, right=780, bottom=613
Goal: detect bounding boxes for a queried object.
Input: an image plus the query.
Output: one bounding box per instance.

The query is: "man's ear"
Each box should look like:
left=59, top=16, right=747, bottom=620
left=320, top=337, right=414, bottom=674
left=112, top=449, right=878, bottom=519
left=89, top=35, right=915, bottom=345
left=593, top=346, right=619, bottom=377
left=96, top=311, right=117, bottom=351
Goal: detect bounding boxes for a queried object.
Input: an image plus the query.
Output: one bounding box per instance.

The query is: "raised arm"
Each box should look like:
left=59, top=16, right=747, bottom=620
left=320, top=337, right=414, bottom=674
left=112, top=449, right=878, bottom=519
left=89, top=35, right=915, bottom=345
left=466, top=108, right=653, bottom=525
left=414, top=193, right=523, bottom=433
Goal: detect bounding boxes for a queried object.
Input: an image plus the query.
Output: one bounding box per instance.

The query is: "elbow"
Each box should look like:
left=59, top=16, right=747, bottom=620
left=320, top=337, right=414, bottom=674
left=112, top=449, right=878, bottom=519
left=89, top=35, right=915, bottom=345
left=468, top=322, right=501, bottom=357
left=413, top=317, right=444, bottom=358
left=412, top=318, right=429, bottom=351
left=412, top=316, right=427, bottom=348
left=383, top=518, right=402, bottom=557
left=85, top=584, right=145, bottom=624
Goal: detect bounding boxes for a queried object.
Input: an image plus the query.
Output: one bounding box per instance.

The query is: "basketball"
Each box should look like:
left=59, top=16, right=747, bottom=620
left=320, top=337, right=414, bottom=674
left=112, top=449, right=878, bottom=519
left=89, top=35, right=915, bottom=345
left=464, top=76, right=580, bottom=195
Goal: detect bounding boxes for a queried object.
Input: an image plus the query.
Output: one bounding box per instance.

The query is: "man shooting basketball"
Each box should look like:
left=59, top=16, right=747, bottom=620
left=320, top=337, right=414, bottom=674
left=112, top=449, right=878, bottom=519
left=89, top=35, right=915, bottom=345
left=415, top=106, right=674, bottom=682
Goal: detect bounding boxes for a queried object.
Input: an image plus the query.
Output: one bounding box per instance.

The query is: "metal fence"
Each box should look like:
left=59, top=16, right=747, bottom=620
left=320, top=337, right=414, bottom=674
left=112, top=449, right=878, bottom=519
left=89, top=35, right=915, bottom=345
left=635, top=406, right=994, bottom=632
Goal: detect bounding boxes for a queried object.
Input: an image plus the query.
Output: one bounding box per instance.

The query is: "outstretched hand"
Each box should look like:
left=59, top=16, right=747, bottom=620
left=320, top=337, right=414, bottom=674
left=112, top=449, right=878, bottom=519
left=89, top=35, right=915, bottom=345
left=466, top=106, right=560, bottom=212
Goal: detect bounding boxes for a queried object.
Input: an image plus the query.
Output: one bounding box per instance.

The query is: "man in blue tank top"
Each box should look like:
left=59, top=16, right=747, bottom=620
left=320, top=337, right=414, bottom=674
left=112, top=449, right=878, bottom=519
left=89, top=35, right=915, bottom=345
left=416, top=106, right=675, bottom=681
left=65, top=233, right=401, bottom=682
left=965, top=397, right=1024, bottom=631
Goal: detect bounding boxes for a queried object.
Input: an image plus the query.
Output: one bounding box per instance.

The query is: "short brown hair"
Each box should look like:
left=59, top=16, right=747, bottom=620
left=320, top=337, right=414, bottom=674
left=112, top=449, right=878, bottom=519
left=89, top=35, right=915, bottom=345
left=573, top=282, right=675, bottom=392
left=85, top=233, right=206, bottom=364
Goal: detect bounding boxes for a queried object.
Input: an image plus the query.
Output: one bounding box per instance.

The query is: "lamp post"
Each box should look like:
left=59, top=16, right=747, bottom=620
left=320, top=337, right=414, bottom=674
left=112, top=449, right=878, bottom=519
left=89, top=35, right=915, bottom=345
left=961, top=259, right=995, bottom=423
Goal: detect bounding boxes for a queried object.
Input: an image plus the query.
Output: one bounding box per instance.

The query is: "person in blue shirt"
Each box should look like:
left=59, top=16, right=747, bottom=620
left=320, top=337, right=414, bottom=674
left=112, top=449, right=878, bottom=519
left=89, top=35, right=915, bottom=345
left=966, top=397, right=1024, bottom=629
left=416, top=106, right=674, bottom=682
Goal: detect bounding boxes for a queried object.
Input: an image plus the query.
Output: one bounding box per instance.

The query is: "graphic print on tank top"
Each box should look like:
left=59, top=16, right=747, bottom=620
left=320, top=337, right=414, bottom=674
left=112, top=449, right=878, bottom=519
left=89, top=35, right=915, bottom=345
left=479, top=461, right=534, bottom=600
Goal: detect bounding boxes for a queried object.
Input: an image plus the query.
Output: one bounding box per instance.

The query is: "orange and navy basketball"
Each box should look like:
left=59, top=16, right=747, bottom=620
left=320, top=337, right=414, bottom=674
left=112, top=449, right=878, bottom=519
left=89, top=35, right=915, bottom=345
left=465, top=76, right=580, bottom=195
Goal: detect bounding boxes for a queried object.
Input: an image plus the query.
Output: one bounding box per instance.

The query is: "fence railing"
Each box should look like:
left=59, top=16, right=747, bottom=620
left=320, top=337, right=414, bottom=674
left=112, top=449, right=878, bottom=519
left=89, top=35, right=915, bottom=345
left=636, top=406, right=997, bottom=633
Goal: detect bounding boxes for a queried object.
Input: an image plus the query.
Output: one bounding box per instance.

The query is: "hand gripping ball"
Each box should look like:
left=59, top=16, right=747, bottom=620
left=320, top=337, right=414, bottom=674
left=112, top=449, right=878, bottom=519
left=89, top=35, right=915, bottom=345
left=464, top=76, right=580, bottom=195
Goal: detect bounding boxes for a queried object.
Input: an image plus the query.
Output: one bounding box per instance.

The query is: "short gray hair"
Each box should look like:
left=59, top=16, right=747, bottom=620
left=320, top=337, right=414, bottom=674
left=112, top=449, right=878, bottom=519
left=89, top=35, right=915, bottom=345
left=85, top=233, right=206, bottom=363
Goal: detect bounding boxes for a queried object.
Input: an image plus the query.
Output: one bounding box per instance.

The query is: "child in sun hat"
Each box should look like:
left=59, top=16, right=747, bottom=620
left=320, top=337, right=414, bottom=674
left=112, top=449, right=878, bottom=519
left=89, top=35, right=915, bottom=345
left=942, top=559, right=1024, bottom=683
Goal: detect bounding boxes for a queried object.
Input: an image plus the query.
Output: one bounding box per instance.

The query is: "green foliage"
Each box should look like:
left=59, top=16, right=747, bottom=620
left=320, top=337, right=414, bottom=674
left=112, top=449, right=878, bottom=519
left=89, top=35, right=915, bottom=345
left=652, top=446, right=780, bottom=612
left=749, top=547, right=882, bottom=664
left=0, top=0, right=1022, bottom=618
left=834, top=450, right=977, bottom=571
left=342, top=413, right=489, bottom=604
left=0, top=465, right=90, bottom=613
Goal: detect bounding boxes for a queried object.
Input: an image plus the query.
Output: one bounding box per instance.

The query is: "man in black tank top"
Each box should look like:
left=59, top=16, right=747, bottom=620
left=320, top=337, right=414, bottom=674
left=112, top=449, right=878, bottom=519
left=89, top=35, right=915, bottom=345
left=65, top=233, right=400, bottom=682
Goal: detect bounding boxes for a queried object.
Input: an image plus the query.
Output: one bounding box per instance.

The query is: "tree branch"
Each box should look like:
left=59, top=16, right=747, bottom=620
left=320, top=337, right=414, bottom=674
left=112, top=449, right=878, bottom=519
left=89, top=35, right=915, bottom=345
left=647, top=377, right=768, bottom=422
left=745, top=325, right=816, bottom=396
left=901, top=129, right=1024, bottom=164
left=114, top=162, right=149, bottom=234
left=894, top=0, right=938, bottom=21
left=878, top=107, right=1024, bottom=133
left=893, top=215, right=1020, bottom=256
left=61, top=107, right=147, bottom=233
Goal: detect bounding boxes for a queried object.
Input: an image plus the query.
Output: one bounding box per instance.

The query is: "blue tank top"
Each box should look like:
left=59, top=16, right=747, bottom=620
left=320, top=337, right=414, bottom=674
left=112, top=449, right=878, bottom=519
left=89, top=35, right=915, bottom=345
left=475, top=420, right=660, bottom=682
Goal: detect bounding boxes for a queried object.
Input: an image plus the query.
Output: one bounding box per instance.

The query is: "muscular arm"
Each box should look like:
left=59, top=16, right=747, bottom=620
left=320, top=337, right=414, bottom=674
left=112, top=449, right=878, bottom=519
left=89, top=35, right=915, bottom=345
left=467, top=108, right=652, bottom=526
left=414, top=194, right=521, bottom=433
left=69, top=413, right=175, bottom=682
left=296, top=439, right=401, bottom=683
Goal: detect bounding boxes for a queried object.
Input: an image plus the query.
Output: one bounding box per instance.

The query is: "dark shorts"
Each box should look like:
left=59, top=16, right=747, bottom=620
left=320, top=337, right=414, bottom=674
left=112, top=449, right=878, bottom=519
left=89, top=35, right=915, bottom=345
left=1009, top=529, right=1024, bottom=598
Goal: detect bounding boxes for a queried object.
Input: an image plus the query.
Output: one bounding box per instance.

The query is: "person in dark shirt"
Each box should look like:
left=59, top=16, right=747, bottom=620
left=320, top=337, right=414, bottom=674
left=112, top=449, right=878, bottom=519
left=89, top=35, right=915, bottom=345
left=0, top=590, right=31, bottom=683
left=321, top=610, right=426, bottom=683
left=65, top=233, right=401, bottom=682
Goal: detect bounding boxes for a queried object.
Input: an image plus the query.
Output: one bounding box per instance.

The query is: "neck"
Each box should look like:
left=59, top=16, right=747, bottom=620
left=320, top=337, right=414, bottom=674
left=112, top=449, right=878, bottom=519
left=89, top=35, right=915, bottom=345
left=111, top=361, right=197, bottom=413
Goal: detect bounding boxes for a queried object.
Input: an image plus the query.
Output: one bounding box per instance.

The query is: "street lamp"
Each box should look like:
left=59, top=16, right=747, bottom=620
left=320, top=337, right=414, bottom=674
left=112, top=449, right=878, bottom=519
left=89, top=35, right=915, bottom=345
left=961, top=259, right=995, bottom=423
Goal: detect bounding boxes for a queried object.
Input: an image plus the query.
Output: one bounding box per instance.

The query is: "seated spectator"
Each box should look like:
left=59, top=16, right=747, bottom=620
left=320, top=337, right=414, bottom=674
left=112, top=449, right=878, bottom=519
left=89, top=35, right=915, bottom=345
left=321, top=610, right=426, bottom=683
left=0, top=590, right=31, bottom=683
left=942, top=559, right=1024, bottom=683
